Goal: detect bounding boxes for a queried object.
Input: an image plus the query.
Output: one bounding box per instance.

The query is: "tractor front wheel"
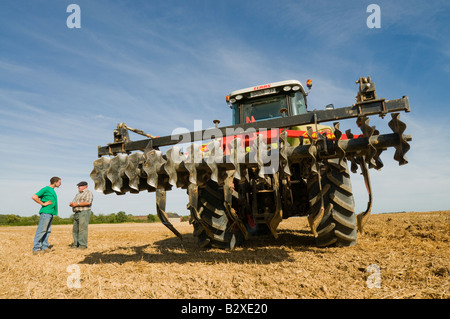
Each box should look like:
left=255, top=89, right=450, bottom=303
left=190, top=180, right=245, bottom=249
left=307, top=159, right=358, bottom=247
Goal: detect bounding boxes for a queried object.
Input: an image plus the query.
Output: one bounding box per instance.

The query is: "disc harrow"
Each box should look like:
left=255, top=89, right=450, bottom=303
left=91, top=115, right=410, bottom=237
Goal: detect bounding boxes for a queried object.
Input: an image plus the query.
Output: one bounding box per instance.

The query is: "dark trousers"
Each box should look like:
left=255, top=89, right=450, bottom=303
left=72, top=210, right=91, bottom=248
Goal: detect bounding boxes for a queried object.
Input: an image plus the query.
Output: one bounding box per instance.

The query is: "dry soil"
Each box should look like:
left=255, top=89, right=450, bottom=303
left=0, top=211, right=448, bottom=299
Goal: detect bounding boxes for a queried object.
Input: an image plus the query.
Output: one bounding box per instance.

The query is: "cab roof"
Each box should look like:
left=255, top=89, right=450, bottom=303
left=229, top=80, right=306, bottom=97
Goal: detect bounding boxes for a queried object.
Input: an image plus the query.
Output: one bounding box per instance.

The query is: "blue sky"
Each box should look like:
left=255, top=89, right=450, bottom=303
left=1, top=0, right=449, bottom=218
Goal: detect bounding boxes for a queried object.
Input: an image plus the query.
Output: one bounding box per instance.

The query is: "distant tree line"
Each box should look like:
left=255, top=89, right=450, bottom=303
left=0, top=212, right=189, bottom=226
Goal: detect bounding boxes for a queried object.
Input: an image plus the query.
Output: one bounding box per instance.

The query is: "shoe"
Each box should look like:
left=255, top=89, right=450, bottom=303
left=33, top=250, right=43, bottom=255
left=77, top=246, right=87, bottom=250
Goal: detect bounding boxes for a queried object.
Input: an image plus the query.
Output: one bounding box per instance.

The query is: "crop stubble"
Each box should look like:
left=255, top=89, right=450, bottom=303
left=0, top=211, right=448, bottom=299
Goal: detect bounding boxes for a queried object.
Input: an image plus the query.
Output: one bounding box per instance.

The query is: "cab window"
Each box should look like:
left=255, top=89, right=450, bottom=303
left=290, top=92, right=307, bottom=115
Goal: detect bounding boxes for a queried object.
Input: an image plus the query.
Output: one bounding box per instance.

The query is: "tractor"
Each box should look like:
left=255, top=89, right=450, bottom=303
left=90, top=76, right=411, bottom=248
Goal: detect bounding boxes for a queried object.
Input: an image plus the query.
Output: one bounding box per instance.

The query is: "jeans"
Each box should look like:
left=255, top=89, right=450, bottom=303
left=33, top=213, right=53, bottom=252
left=72, top=210, right=91, bottom=248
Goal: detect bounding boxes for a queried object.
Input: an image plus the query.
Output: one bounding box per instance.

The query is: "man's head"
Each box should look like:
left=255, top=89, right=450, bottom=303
left=50, top=176, right=61, bottom=188
left=77, top=181, right=88, bottom=192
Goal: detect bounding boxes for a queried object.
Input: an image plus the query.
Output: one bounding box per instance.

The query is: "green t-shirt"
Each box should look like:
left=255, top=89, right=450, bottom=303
left=35, top=186, right=58, bottom=216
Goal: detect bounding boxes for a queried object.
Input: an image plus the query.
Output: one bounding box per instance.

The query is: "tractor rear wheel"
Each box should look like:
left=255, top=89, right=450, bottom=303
left=307, top=159, right=357, bottom=247
left=190, top=180, right=245, bottom=249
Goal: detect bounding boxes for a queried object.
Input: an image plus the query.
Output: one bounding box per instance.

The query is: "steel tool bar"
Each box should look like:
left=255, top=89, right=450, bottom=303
left=98, top=97, right=409, bottom=156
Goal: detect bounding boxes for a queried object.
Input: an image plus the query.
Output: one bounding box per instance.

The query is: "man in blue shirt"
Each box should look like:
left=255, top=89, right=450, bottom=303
left=31, top=176, right=61, bottom=255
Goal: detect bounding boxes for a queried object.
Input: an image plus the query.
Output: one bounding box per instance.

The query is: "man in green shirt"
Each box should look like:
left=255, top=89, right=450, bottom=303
left=32, top=176, right=61, bottom=255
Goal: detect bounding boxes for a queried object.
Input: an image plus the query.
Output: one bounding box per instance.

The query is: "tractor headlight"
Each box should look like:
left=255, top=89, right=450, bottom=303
left=283, top=86, right=291, bottom=91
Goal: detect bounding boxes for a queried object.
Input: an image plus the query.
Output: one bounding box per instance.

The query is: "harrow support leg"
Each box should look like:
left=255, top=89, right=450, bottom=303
left=308, top=206, right=324, bottom=238
left=156, top=186, right=182, bottom=240
left=223, top=173, right=248, bottom=240
left=356, top=157, right=373, bottom=233
left=306, top=127, right=325, bottom=238
left=268, top=173, right=283, bottom=238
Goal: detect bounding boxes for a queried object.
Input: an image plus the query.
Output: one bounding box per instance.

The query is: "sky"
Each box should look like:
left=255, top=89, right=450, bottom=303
left=0, top=0, right=449, bottom=218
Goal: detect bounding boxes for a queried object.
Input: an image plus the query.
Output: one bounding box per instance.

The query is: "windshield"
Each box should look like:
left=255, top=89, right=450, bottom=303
left=242, top=95, right=287, bottom=123
left=232, top=92, right=306, bottom=124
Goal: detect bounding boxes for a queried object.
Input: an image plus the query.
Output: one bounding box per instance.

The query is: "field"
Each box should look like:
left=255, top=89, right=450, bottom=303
left=0, top=211, right=448, bottom=299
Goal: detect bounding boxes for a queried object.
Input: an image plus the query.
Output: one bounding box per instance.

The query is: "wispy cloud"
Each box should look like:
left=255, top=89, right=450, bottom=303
left=0, top=1, right=447, bottom=217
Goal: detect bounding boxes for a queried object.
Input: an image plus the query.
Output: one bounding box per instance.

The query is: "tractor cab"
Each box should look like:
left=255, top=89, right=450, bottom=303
left=227, top=80, right=309, bottom=125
